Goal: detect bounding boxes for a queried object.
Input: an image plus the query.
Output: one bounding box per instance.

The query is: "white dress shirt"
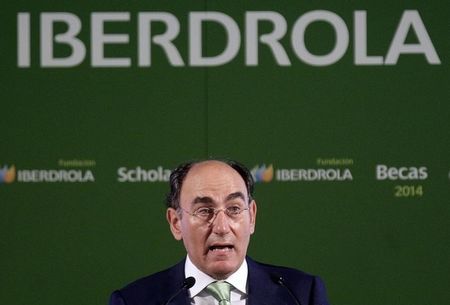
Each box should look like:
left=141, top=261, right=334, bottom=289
left=185, top=255, right=248, bottom=305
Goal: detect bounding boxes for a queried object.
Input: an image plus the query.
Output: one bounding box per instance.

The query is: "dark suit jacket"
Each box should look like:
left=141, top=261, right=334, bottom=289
left=109, top=257, right=330, bottom=305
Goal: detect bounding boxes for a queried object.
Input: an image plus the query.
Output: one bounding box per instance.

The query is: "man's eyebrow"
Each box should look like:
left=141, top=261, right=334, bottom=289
left=192, top=196, right=214, bottom=205
left=191, top=192, right=247, bottom=205
left=225, top=192, right=246, bottom=202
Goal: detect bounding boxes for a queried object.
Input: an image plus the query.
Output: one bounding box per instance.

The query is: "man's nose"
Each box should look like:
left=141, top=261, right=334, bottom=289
left=211, top=210, right=231, bottom=234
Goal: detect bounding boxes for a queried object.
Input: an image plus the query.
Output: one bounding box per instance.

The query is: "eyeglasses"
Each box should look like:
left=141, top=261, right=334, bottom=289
left=179, top=206, right=250, bottom=223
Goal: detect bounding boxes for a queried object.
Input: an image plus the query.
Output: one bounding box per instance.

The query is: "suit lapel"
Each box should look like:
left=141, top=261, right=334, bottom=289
left=162, top=259, right=191, bottom=305
left=246, top=257, right=293, bottom=305
left=169, top=291, right=190, bottom=305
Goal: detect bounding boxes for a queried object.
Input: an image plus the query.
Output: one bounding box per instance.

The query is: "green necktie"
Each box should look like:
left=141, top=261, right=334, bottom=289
left=206, top=281, right=231, bottom=305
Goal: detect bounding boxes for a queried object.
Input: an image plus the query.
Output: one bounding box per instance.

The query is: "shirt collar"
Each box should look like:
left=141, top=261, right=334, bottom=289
left=184, top=255, right=248, bottom=297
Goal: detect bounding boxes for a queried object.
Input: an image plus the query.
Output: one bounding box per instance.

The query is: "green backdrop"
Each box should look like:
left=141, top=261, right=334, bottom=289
left=1, top=1, right=449, bottom=305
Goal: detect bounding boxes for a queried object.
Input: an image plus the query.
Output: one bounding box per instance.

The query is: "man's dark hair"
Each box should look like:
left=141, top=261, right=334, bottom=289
left=165, top=159, right=254, bottom=209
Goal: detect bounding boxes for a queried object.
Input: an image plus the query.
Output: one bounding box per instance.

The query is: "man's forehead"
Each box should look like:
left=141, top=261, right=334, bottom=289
left=186, top=160, right=243, bottom=181
left=180, top=161, right=248, bottom=198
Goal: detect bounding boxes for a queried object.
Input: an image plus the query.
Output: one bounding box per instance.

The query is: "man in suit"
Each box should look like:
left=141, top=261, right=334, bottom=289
left=110, top=159, right=330, bottom=305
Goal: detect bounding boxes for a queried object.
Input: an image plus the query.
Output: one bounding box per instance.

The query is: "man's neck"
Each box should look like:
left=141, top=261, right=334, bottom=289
left=184, top=255, right=248, bottom=297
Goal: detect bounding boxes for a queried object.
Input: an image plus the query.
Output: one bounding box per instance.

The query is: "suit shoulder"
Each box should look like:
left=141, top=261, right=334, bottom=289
left=249, top=258, right=316, bottom=281
left=120, top=266, right=173, bottom=291
left=115, top=260, right=185, bottom=304
left=247, top=258, right=330, bottom=305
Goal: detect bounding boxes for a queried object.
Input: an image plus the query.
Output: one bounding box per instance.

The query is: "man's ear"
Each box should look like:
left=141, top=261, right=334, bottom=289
left=167, top=208, right=183, bottom=240
left=249, top=200, right=257, bottom=234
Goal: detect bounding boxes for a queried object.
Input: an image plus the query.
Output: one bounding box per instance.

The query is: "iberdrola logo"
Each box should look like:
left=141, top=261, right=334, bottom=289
left=0, top=165, right=16, bottom=184
left=251, top=164, right=274, bottom=183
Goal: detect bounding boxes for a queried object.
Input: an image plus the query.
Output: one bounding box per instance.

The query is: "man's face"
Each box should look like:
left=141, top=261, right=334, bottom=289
left=167, top=161, right=257, bottom=279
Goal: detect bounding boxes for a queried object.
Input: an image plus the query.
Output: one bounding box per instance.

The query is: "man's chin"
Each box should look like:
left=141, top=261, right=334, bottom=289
left=205, top=257, right=243, bottom=279
left=207, top=265, right=237, bottom=280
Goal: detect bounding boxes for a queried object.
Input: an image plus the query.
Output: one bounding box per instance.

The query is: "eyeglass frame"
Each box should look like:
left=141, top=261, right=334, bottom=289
left=177, top=204, right=251, bottom=224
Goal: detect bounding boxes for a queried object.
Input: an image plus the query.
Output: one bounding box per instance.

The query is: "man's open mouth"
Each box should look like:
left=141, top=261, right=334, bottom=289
left=209, top=244, right=234, bottom=251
